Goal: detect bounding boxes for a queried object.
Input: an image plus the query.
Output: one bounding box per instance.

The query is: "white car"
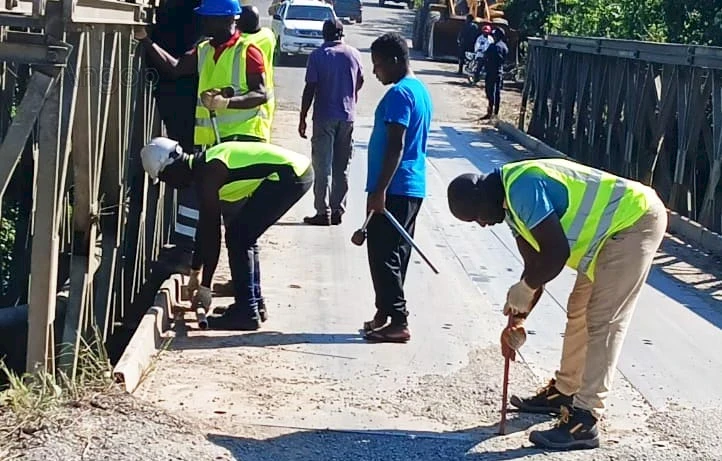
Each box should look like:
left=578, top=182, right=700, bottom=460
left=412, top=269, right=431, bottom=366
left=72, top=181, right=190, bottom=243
left=271, top=0, right=337, bottom=62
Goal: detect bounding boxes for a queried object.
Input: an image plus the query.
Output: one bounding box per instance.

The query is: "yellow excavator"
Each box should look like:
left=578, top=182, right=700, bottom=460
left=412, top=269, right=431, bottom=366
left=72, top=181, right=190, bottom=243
left=412, top=0, right=518, bottom=67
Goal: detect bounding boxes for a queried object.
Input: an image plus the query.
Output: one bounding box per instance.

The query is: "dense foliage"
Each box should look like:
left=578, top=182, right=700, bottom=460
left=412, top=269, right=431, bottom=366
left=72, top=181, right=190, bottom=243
left=501, top=0, right=722, bottom=45
left=0, top=203, right=17, bottom=298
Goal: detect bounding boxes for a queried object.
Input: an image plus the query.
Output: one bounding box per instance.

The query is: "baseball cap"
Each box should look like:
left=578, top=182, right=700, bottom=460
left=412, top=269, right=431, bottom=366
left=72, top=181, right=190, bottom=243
left=322, top=18, right=344, bottom=39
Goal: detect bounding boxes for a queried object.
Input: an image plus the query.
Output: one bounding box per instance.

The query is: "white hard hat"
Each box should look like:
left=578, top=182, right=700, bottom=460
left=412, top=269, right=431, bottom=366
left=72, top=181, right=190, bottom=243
left=140, top=137, right=181, bottom=183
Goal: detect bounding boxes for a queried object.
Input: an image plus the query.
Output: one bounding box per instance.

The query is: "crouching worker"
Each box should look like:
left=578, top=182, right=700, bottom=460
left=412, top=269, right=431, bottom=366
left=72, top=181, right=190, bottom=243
left=140, top=137, right=313, bottom=330
left=447, top=158, right=667, bottom=450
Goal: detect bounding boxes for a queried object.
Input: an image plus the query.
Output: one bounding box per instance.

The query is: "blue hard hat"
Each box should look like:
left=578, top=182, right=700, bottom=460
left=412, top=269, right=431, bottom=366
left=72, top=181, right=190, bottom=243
left=194, top=0, right=241, bottom=16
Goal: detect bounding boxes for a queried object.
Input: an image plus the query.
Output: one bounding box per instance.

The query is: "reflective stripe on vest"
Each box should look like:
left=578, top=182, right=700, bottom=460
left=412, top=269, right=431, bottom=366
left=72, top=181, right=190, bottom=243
left=194, top=40, right=272, bottom=146
left=204, top=141, right=311, bottom=202
left=501, top=159, right=654, bottom=281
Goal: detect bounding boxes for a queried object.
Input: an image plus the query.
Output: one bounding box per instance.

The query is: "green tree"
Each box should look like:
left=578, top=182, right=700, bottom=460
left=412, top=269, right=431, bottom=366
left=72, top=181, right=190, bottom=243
left=500, top=0, right=721, bottom=45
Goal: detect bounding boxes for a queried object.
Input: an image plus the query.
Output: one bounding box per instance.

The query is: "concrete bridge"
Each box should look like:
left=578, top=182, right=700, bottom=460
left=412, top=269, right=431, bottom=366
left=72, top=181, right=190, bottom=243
left=1, top=0, right=721, bottom=458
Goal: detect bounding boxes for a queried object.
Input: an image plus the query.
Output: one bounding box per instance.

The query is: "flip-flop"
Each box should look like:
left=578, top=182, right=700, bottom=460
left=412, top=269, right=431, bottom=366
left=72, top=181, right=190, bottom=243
left=363, top=325, right=410, bottom=343
left=363, top=317, right=388, bottom=332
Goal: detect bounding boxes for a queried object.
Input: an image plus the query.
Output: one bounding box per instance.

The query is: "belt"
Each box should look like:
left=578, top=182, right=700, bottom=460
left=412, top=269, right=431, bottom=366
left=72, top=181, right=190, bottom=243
left=221, top=134, right=266, bottom=143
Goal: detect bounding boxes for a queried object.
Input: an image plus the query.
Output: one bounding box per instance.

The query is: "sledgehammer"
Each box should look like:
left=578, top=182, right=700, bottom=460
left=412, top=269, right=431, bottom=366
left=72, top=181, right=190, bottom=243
left=351, top=210, right=439, bottom=274
left=208, top=87, right=235, bottom=145
left=498, top=286, right=544, bottom=435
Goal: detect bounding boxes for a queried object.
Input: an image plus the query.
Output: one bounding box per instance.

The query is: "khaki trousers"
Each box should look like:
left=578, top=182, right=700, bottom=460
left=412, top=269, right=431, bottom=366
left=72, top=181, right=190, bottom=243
left=554, top=196, right=668, bottom=418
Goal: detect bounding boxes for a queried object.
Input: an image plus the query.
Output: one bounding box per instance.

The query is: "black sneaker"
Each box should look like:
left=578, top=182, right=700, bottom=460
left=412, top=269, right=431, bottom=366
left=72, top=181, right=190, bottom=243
left=510, top=378, right=573, bottom=415
left=331, top=212, right=342, bottom=225
left=529, top=406, right=600, bottom=450
left=303, top=214, right=331, bottom=226
left=207, top=306, right=261, bottom=331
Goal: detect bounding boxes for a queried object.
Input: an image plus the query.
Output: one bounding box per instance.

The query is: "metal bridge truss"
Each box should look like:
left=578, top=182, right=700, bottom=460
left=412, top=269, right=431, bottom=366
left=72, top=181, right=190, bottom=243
left=520, top=35, right=722, bottom=233
left=0, top=0, right=176, bottom=376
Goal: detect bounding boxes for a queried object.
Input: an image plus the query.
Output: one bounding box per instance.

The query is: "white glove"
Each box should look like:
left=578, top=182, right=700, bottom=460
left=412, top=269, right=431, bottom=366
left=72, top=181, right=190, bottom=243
left=187, top=269, right=201, bottom=295
left=193, top=285, right=212, bottom=310
left=503, top=279, right=536, bottom=316
left=200, top=89, right=229, bottom=111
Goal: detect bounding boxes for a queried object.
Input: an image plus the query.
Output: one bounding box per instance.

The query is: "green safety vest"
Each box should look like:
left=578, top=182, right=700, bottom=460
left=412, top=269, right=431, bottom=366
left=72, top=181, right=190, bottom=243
left=194, top=38, right=273, bottom=146
left=201, top=141, right=310, bottom=202
left=501, top=158, right=657, bottom=281
left=242, top=27, right=276, bottom=136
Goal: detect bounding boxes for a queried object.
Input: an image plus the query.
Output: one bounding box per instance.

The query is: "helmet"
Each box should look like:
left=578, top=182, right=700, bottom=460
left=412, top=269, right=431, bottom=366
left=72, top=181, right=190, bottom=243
left=492, top=27, right=506, bottom=41
left=194, top=0, right=241, bottom=16
left=140, top=137, right=180, bottom=183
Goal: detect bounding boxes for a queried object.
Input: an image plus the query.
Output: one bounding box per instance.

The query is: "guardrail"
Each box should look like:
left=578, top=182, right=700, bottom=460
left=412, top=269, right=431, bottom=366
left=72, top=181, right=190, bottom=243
left=518, top=35, right=722, bottom=234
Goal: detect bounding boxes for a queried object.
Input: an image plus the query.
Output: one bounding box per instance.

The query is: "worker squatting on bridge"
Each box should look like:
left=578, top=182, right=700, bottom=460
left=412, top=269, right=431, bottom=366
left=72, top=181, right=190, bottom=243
left=446, top=158, right=667, bottom=450
left=140, top=138, right=313, bottom=330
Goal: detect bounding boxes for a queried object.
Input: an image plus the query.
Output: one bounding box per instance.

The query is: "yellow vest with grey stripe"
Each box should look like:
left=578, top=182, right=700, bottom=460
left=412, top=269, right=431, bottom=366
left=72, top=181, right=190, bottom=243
left=202, top=141, right=310, bottom=202
left=501, top=158, right=657, bottom=281
left=194, top=39, right=273, bottom=146
left=242, top=28, right=276, bottom=131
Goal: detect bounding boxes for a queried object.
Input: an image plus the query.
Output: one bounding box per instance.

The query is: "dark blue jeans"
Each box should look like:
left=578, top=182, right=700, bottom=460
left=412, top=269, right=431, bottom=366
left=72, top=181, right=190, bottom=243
left=224, top=167, right=314, bottom=318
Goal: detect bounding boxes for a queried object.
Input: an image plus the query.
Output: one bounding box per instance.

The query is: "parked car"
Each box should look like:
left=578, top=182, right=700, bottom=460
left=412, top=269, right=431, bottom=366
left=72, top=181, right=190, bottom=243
left=379, top=0, right=414, bottom=9
left=330, top=0, right=362, bottom=23
left=271, top=0, right=337, bottom=63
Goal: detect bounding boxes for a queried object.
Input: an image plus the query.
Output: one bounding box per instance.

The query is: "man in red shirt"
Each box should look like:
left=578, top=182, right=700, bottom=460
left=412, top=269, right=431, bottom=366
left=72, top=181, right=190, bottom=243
left=134, top=0, right=269, bottom=145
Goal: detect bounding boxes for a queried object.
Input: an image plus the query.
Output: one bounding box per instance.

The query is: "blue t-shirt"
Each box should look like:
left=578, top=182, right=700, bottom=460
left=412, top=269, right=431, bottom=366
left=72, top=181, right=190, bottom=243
left=366, top=76, right=432, bottom=198
left=501, top=166, right=569, bottom=235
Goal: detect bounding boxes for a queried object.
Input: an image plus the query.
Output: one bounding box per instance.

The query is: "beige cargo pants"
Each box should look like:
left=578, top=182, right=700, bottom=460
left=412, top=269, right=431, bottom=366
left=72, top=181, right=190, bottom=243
left=554, top=195, right=668, bottom=419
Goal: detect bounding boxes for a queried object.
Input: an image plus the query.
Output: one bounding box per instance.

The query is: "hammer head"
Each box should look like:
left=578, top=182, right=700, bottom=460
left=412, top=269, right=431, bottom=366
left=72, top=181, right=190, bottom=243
left=350, top=229, right=367, bottom=246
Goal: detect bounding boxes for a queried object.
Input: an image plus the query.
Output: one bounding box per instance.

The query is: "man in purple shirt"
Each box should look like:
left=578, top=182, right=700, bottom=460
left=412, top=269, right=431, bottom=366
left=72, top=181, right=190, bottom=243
left=299, top=19, right=364, bottom=225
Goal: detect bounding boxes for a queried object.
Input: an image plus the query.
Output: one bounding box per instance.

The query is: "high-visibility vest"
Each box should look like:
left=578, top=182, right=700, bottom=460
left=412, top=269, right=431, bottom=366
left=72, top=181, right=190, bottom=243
left=501, top=158, right=657, bottom=281
left=194, top=39, right=272, bottom=146
left=242, top=28, right=276, bottom=139
left=198, top=141, right=311, bottom=202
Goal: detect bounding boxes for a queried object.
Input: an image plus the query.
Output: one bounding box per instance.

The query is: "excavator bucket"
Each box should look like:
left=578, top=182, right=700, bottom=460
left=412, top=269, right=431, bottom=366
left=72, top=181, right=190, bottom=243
left=430, top=16, right=465, bottom=61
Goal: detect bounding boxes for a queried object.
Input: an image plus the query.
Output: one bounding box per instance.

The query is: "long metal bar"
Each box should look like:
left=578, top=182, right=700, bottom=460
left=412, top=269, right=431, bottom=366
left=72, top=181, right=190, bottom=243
left=382, top=209, right=439, bottom=275
left=531, top=36, right=722, bottom=69
left=0, top=71, right=56, bottom=213
left=26, top=73, right=62, bottom=373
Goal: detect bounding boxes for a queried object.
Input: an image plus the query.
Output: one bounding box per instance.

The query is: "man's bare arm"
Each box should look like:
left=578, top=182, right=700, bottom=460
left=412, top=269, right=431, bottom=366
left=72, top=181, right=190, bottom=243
left=372, top=122, right=405, bottom=193
left=139, top=38, right=196, bottom=78
left=226, top=73, right=268, bottom=109
left=523, top=214, right=570, bottom=289
left=300, top=82, right=316, bottom=120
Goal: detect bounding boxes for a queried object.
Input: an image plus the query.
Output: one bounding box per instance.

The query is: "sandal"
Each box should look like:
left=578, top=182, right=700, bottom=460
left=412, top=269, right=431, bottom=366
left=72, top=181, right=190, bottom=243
left=363, top=324, right=411, bottom=343
left=363, top=314, right=388, bottom=332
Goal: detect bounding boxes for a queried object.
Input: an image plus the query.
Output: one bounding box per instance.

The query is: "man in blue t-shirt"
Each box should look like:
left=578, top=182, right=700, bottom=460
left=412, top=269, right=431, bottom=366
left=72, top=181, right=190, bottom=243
left=362, top=33, right=433, bottom=343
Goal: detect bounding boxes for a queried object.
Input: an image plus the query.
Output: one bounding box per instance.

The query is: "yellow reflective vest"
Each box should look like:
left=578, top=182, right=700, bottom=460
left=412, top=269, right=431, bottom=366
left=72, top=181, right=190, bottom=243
left=200, top=141, right=310, bottom=202
left=242, top=27, right=276, bottom=132
left=194, top=38, right=273, bottom=146
left=501, top=158, right=657, bottom=281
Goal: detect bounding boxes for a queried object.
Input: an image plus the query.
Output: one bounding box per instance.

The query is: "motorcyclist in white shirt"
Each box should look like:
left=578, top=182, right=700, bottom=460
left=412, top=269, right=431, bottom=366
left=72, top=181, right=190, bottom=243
left=472, top=24, right=493, bottom=84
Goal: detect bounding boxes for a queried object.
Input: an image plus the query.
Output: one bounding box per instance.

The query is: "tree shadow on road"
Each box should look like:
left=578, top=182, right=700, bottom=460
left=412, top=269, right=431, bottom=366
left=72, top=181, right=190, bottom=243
left=207, top=421, right=545, bottom=460
left=170, top=330, right=366, bottom=350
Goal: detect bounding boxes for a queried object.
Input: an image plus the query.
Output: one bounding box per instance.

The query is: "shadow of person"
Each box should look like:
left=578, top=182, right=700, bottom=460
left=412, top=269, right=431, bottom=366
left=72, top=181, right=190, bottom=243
left=207, top=420, right=546, bottom=461
left=170, top=330, right=366, bottom=350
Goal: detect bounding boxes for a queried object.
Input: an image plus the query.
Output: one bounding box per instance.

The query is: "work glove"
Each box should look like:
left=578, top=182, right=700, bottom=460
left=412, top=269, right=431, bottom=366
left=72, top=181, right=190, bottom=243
left=192, top=285, right=212, bottom=310
left=200, top=89, right=230, bottom=111
left=187, top=268, right=201, bottom=296
left=500, top=317, right=526, bottom=360
left=503, top=279, right=537, bottom=316
left=133, top=26, right=148, bottom=41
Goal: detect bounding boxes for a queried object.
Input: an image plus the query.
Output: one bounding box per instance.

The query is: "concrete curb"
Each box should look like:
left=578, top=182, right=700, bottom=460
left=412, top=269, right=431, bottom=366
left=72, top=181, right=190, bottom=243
left=493, top=119, right=722, bottom=258
left=113, top=274, right=182, bottom=393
